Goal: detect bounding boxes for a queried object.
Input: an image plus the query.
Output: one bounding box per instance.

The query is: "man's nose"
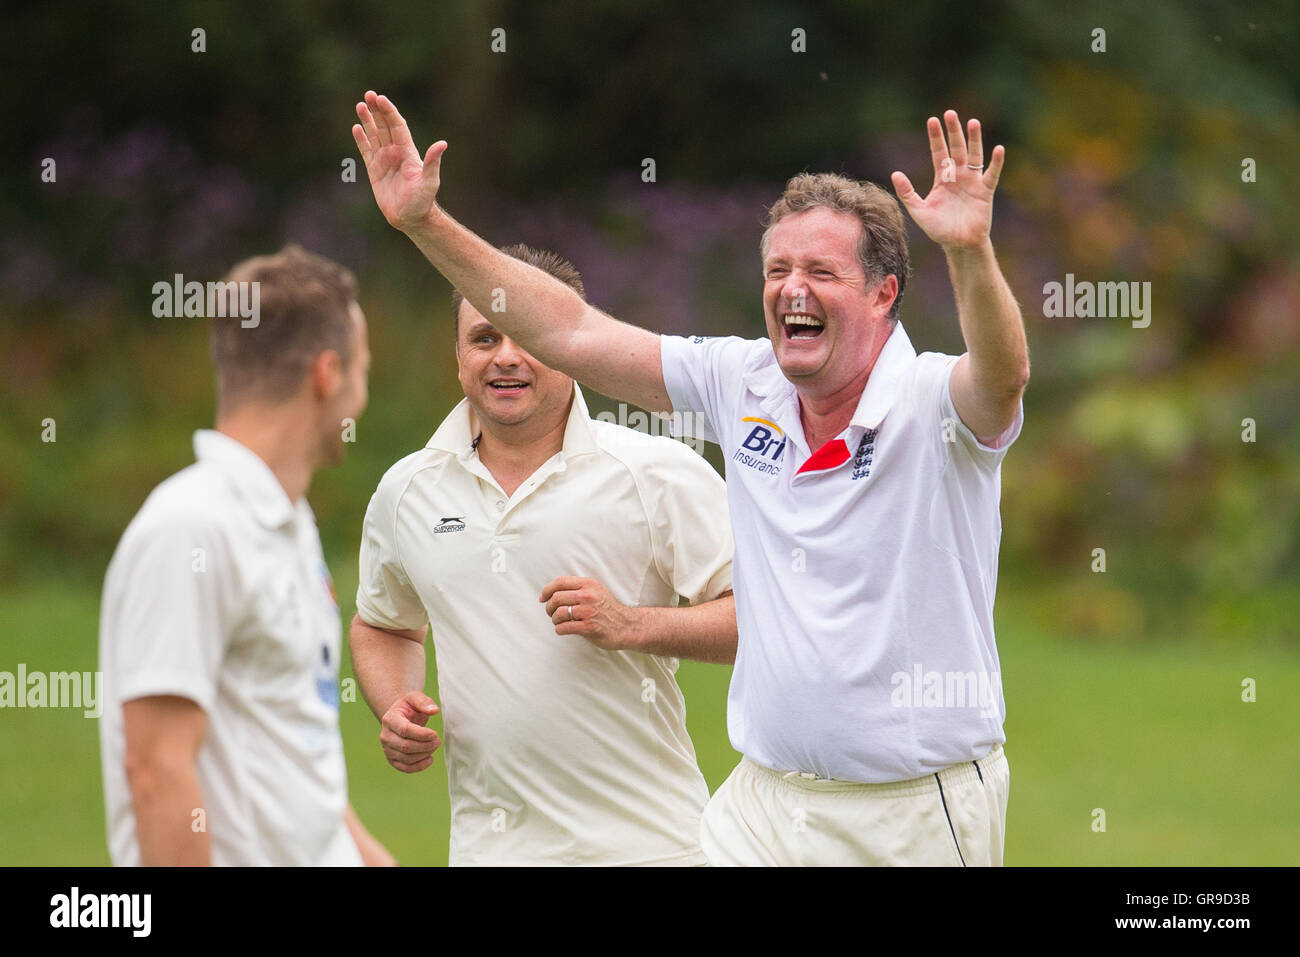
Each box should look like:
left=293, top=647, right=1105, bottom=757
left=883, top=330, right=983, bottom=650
left=781, top=277, right=810, bottom=311
left=494, top=336, right=524, bottom=367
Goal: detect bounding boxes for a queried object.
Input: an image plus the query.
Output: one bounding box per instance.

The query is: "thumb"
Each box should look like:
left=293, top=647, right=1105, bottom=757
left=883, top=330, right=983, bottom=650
left=890, top=171, right=921, bottom=210
left=424, top=140, right=448, bottom=170
left=405, top=691, right=440, bottom=715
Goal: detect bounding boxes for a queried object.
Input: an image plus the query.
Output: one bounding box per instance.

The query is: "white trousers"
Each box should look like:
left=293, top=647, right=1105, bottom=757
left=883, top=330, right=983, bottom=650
left=701, top=744, right=1010, bottom=866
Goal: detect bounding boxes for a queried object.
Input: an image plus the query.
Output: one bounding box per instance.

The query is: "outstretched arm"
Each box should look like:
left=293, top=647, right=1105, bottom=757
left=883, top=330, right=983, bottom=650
left=352, top=91, right=670, bottom=414
left=891, top=111, right=1029, bottom=445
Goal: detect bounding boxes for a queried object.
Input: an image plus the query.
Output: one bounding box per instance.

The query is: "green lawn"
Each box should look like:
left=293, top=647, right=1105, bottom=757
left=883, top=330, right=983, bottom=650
left=1, top=582, right=1296, bottom=865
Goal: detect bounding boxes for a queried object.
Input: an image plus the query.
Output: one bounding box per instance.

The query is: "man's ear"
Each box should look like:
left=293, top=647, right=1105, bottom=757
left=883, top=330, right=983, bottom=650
left=311, top=349, right=344, bottom=400
left=873, top=274, right=899, bottom=320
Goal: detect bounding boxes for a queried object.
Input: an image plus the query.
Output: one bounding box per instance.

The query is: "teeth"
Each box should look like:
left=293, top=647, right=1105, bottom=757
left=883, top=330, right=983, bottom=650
left=783, top=315, right=824, bottom=327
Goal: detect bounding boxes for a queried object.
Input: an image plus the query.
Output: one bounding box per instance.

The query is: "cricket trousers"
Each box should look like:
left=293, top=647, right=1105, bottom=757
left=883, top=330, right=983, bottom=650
left=700, top=744, right=1009, bottom=866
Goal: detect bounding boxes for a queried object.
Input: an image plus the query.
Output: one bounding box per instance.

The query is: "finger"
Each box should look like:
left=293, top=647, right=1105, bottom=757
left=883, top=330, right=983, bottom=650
left=375, top=94, right=415, bottom=148
left=363, top=91, right=391, bottom=147
left=388, top=751, right=436, bottom=773
left=398, top=757, right=435, bottom=774
left=926, top=115, right=949, bottom=177
left=984, top=144, right=1005, bottom=192
left=540, top=576, right=589, bottom=603
left=550, top=603, right=585, bottom=626
left=552, top=619, right=589, bottom=637
left=943, top=110, right=968, bottom=167
left=351, top=123, right=372, bottom=158
left=544, top=589, right=581, bottom=617
left=356, top=101, right=382, bottom=149
left=384, top=713, right=440, bottom=742
left=382, top=731, right=440, bottom=759
left=966, top=118, right=984, bottom=170
left=890, top=170, right=922, bottom=210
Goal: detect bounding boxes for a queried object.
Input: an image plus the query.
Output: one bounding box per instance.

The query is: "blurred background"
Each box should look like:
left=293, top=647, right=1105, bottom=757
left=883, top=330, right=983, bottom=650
left=1, top=0, right=1297, bottom=865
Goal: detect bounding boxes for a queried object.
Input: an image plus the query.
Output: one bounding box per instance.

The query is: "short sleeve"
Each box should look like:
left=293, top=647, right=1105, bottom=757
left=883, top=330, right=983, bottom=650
left=356, top=478, right=430, bottom=632
left=916, top=353, right=1024, bottom=468
left=638, top=440, right=735, bottom=605
left=105, top=514, right=236, bottom=711
left=659, top=334, right=754, bottom=446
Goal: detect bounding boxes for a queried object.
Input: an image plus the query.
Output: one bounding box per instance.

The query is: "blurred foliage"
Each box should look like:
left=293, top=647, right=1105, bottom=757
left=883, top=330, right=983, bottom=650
left=1, top=0, right=1298, bottom=646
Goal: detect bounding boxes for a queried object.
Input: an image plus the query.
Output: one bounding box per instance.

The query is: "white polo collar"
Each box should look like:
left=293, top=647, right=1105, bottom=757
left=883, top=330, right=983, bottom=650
left=426, top=382, right=600, bottom=463
left=743, top=321, right=917, bottom=445
left=193, top=429, right=297, bottom=529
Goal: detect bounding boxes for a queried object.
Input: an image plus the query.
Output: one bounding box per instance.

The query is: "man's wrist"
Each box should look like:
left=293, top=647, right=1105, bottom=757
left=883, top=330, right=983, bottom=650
left=941, top=236, right=996, bottom=265
left=622, top=605, right=654, bottom=652
left=403, top=204, right=449, bottom=239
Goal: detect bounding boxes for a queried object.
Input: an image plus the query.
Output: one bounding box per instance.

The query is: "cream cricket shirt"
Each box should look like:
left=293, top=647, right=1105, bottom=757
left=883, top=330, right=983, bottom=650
left=661, top=322, right=1023, bottom=783
left=356, top=386, right=733, bottom=866
left=99, top=431, right=360, bottom=866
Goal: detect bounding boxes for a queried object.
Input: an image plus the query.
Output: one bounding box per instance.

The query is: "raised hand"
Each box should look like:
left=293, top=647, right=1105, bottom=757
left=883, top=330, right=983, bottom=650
left=890, top=110, right=1005, bottom=252
left=352, top=90, right=448, bottom=232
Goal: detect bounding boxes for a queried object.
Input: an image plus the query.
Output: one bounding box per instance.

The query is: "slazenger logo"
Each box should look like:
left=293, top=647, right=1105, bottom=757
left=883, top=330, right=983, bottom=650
left=433, top=517, right=467, bottom=534
left=731, top=417, right=786, bottom=475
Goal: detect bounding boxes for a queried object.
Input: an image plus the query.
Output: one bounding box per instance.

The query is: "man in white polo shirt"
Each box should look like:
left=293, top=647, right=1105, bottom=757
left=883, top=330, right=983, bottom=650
left=350, top=244, right=735, bottom=866
left=99, top=246, right=393, bottom=866
left=351, top=93, right=1027, bottom=865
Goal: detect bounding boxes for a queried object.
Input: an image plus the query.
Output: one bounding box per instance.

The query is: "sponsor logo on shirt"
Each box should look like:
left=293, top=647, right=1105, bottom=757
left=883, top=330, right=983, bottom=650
left=433, top=517, right=467, bottom=534
left=851, top=428, right=878, bottom=481
left=732, top=417, right=786, bottom=475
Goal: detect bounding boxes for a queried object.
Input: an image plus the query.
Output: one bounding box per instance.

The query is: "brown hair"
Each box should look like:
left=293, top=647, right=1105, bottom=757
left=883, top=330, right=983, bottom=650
left=760, top=173, right=910, bottom=321
left=452, top=244, right=586, bottom=338
left=210, top=245, right=359, bottom=411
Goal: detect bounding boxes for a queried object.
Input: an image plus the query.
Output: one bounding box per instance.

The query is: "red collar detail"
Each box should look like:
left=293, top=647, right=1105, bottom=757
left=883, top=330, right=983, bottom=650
left=796, top=438, right=851, bottom=475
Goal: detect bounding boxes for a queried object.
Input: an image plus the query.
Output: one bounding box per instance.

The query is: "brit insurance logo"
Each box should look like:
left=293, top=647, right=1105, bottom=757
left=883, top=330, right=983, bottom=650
left=433, top=516, right=467, bottom=534
left=732, top=417, right=786, bottom=475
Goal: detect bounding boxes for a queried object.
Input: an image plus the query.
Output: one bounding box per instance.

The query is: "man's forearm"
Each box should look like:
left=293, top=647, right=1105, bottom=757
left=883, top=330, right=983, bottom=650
left=130, top=763, right=211, bottom=866
left=407, top=209, right=591, bottom=369
left=945, top=239, right=1029, bottom=393
left=628, top=593, right=737, bottom=664
left=349, top=616, right=428, bottom=720
left=403, top=208, right=670, bottom=411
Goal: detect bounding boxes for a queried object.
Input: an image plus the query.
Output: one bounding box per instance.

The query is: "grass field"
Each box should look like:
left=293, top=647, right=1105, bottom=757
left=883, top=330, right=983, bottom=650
left=2, top=580, right=1296, bottom=866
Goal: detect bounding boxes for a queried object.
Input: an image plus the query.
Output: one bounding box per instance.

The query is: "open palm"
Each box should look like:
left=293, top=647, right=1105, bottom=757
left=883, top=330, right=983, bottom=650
left=891, top=110, right=1005, bottom=251
left=352, top=91, right=448, bottom=232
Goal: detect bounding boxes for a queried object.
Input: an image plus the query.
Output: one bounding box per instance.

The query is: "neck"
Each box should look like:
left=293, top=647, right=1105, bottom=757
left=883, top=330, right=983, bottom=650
left=216, top=403, right=318, bottom=503
left=797, top=329, right=892, bottom=450
left=475, top=403, right=571, bottom=496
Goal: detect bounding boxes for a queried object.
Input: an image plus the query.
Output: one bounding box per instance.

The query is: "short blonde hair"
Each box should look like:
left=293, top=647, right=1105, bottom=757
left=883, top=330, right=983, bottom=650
left=761, top=173, right=910, bottom=320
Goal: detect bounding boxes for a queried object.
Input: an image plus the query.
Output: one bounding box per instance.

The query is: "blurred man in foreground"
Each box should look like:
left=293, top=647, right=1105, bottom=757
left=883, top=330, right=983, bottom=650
left=99, top=246, right=393, bottom=866
left=350, top=243, right=736, bottom=865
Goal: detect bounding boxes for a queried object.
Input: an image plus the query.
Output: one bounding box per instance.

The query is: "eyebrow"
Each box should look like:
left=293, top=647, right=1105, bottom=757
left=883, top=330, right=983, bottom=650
left=464, top=322, right=498, bottom=340
left=764, top=257, right=843, bottom=270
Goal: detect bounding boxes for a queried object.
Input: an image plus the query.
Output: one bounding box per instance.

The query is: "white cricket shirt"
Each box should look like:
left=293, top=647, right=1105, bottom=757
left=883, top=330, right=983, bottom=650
left=99, top=430, right=361, bottom=866
left=661, top=322, right=1023, bottom=783
left=356, top=385, right=733, bottom=866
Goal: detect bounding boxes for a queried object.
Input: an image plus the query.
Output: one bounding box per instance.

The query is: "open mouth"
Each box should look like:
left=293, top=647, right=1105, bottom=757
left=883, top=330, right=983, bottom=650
left=488, top=378, right=530, bottom=395
left=782, top=314, right=825, bottom=341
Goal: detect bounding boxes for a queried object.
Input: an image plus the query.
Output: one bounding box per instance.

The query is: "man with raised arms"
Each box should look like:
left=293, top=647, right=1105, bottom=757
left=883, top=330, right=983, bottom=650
left=351, top=91, right=1028, bottom=866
